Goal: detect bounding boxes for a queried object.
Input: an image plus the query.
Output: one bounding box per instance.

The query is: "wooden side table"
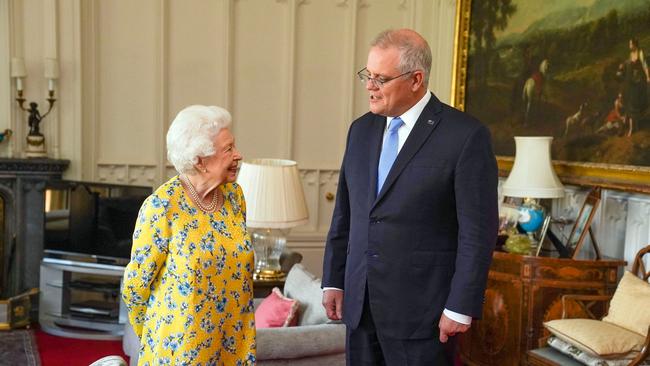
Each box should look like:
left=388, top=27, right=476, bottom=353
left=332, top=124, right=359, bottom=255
left=253, top=278, right=286, bottom=298
left=459, top=251, right=625, bottom=366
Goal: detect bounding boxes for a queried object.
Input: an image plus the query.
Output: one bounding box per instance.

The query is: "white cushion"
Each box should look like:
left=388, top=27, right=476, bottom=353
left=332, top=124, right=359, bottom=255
left=283, top=264, right=329, bottom=326
left=544, top=318, right=644, bottom=358
left=603, top=271, right=650, bottom=337
left=547, top=336, right=637, bottom=366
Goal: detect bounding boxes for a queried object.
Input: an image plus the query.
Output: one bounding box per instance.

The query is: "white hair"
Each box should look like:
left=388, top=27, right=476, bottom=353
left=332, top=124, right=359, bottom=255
left=166, top=105, right=232, bottom=175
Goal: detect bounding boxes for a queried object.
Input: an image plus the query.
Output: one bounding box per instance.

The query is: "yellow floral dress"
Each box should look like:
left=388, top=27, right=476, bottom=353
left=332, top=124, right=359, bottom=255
left=122, top=176, right=256, bottom=366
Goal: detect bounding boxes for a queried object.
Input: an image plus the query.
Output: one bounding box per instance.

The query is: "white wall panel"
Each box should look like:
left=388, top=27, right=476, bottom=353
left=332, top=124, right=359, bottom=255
left=353, top=1, right=407, bottom=119
left=96, top=0, right=159, bottom=165
left=167, top=0, right=224, bottom=122
left=317, top=170, right=339, bottom=233
left=600, top=192, right=629, bottom=260
left=1, top=0, right=13, bottom=159
left=16, top=0, right=45, bottom=155
left=7, top=0, right=650, bottom=278
left=56, top=0, right=82, bottom=179
left=427, top=0, right=456, bottom=103
left=293, top=1, right=348, bottom=168
left=232, top=0, right=289, bottom=161
left=624, top=199, right=650, bottom=270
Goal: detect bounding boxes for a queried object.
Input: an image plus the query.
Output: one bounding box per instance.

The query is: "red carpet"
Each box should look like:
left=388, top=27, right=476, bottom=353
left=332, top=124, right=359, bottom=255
left=34, top=328, right=129, bottom=366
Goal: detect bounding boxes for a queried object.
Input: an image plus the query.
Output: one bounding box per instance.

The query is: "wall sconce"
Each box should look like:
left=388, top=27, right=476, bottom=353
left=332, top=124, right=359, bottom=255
left=11, top=57, right=58, bottom=158
left=502, top=136, right=565, bottom=249
left=236, top=159, right=309, bottom=280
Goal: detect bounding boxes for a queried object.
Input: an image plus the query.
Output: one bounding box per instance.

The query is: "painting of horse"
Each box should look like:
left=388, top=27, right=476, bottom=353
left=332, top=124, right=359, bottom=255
left=455, top=0, right=650, bottom=170
left=522, top=59, right=549, bottom=124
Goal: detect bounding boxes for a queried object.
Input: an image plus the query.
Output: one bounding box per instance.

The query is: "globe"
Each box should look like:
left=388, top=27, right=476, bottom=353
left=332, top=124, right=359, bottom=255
left=518, top=204, right=544, bottom=233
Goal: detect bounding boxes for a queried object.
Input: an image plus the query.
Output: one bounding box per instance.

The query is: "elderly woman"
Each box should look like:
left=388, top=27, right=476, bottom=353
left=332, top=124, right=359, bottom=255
left=122, top=105, right=255, bottom=365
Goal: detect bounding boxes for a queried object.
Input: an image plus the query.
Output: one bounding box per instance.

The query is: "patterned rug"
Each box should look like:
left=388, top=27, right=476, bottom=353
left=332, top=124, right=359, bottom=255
left=0, top=329, right=41, bottom=366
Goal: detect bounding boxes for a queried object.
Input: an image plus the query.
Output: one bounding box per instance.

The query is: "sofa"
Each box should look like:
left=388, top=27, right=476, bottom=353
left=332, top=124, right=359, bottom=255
left=256, top=263, right=345, bottom=365
left=123, top=253, right=345, bottom=366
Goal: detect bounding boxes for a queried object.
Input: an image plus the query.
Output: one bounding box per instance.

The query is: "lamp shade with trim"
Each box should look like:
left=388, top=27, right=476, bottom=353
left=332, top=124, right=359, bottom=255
left=236, top=159, right=309, bottom=229
left=502, top=136, right=564, bottom=199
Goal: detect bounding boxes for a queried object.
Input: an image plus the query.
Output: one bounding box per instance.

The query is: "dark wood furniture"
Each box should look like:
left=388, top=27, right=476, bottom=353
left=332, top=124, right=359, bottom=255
left=252, top=250, right=303, bottom=298
left=459, top=251, right=626, bottom=366
left=253, top=278, right=286, bottom=298
left=525, top=245, right=650, bottom=366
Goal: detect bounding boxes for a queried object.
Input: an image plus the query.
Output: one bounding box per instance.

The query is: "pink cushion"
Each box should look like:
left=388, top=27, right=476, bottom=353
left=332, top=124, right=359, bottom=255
left=255, top=287, right=299, bottom=328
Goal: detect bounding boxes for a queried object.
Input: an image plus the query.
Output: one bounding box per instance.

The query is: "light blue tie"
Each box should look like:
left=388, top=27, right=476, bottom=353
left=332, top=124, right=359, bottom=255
left=377, top=117, right=404, bottom=196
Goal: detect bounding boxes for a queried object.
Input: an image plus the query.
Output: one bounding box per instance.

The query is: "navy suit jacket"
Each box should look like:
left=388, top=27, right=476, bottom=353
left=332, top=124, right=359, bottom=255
left=322, top=93, right=498, bottom=339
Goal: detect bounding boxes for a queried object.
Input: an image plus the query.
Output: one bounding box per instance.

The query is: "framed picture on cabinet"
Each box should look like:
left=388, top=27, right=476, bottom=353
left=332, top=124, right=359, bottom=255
left=566, top=188, right=602, bottom=258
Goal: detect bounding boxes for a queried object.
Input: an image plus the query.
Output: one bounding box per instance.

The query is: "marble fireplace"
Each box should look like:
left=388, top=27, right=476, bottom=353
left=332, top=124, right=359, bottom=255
left=0, top=158, right=69, bottom=298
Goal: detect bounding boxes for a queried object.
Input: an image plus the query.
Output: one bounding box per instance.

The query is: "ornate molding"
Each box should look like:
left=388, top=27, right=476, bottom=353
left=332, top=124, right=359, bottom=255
left=299, top=169, right=318, bottom=186
left=319, top=170, right=339, bottom=186
left=0, top=179, right=16, bottom=191
left=96, top=164, right=157, bottom=186
left=128, top=165, right=157, bottom=185
left=535, top=266, right=604, bottom=281
left=21, top=180, right=47, bottom=193
left=96, top=164, right=127, bottom=183
left=0, top=158, right=70, bottom=174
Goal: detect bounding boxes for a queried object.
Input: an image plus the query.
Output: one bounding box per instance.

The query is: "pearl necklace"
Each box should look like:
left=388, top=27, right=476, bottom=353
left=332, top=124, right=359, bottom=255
left=181, top=174, right=223, bottom=213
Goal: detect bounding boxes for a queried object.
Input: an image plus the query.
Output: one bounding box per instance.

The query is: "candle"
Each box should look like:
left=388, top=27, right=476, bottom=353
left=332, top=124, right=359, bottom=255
left=48, top=79, right=55, bottom=92
left=16, top=78, right=23, bottom=92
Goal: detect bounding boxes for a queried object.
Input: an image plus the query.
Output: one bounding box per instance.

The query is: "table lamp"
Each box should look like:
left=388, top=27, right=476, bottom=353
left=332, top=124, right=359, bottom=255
left=502, top=136, right=564, bottom=246
left=236, top=159, right=309, bottom=280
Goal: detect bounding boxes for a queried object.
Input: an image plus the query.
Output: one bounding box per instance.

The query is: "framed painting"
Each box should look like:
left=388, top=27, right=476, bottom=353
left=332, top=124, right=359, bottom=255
left=452, top=0, right=650, bottom=193
left=566, top=187, right=601, bottom=258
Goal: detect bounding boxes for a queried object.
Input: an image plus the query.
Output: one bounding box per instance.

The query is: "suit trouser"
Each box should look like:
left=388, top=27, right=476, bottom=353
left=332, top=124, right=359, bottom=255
left=346, top=286, right=455, bottom=366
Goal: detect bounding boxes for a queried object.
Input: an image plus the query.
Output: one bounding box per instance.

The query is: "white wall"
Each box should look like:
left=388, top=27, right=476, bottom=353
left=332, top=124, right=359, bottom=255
left=3, top=0, right=648, bottom=277
left=3, top=0, right=459, bottom=276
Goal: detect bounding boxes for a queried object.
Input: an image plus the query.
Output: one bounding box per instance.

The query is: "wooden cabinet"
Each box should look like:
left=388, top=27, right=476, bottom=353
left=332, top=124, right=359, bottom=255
left=459, top=251, right=625, bottom=366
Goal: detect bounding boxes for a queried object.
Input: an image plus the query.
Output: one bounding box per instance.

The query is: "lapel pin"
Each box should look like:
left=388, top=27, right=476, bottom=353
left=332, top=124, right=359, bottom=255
left=427, top=120, right=435, bottom=125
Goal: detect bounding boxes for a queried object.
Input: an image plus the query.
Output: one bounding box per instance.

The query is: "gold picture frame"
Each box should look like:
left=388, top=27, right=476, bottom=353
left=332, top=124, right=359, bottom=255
left=451, top=0, right=650, bottom=194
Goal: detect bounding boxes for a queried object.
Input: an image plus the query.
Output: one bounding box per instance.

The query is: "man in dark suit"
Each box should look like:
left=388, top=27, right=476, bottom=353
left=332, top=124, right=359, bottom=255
left=322, top=29, right=498, bottom=365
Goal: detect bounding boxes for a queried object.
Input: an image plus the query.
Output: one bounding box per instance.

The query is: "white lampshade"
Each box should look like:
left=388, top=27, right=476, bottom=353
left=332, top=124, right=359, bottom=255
left=44, top=58, right=59, bottom=79
left=11, top=58, right=26, bottom=78
left=502, top=136, right=564, bottom=199
left=237, top=159, right=309, bottom=229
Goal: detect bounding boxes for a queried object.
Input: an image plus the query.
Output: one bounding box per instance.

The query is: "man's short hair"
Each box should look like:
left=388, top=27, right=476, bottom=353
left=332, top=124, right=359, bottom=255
left=371, top=29, right=432, bottom=87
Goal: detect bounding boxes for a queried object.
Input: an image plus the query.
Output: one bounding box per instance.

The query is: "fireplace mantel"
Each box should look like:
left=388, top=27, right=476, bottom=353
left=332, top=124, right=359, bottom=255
left=0, top=158, right=69, bottom=175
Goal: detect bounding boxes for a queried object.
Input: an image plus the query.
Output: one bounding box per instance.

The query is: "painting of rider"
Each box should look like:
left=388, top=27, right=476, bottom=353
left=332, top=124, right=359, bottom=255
left=454, top=0, right=650, bottom=169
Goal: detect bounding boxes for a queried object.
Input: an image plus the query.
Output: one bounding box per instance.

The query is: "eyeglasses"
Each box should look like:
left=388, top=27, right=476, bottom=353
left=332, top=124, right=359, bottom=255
left=357, top=67, right=415, bottom=88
